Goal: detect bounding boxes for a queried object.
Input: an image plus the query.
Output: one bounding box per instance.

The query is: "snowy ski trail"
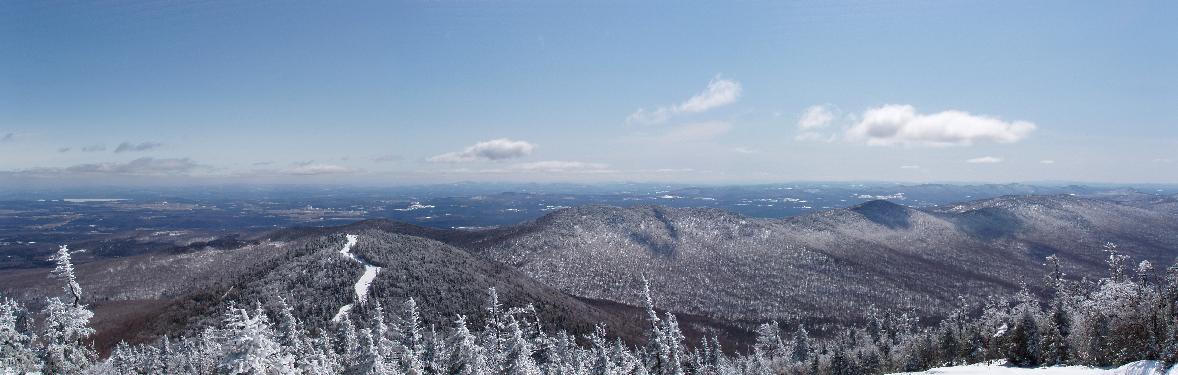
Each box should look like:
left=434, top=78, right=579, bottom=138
left=889, top=360, right=1175, bottom=375
left=331, top=234, right=381, bottom=322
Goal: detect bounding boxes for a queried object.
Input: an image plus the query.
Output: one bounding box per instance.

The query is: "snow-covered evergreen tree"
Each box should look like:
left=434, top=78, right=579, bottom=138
left=501, top=316, right=541, bottom=375
left=397, top=298, right=425, bottom=375
left=336, top=313, right=361, bottom=363
left=792, top=324, right=811, bottom=363
left=352, top=328, right=393, bottom=375
left=40, top=244, right=96, bottom=374
left=448, top=315, right=489, bottom=375
left=219, top=305, right=295, bottom=374
left=50, top=245, right=82, bottom=307
left=0, top=298, right=38, bottom=373
left=1006, top=310, right=1040, bottom=367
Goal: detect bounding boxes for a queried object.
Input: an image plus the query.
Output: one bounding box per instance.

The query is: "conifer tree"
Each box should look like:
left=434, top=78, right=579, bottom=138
left=588, top=324, right=613, bottom=375
left=336, top=313, right=361, bottom=362
left=1006, top=310, right=1041, bottom=367
left=448, top=315, right=489, bottom=375
left=219, top=305, right=295, bottom=375
left=0, top=298, right=38, bottom=373
left=503, top=317, right=541, bottom=375
left=792, top=324, right=811, bottom=363
left=41, top=245, right=96, bottom=374
left=399, top=298, right=425, bottom=375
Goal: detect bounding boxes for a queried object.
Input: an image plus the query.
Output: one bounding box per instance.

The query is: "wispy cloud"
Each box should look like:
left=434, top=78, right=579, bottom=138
left=846, top=105, right=1035, bottom=146
left=510, top=160, right=611, bottom=173
left=797, top=105, right=835, bottom=130
left=114, top=141, right=163, bottom=153
left=281, top=162, right=357, bottom=175
left=966, top=156, right=1004, bottom=164
left=57, top=147, right=72, bottom=153
left=235, top=161, right=358, bottom=176
left=372, top=154, right=402, bottom=163
left=81, top=144, right=106, bottom=152
left=14, top=157, right=201, bottom=176
left=0, top=133, right=13, bottom=142
left=793, top=104, right=844, bottom=142
left=1040, top=160, right=1056, bottom=164
left=653, top=168, right=695, bottom=173
left=900, top=165, right=921, bottom=169
left=627, top=76, right=742, bottom=124
left=429, top=138, right=537, bottom=163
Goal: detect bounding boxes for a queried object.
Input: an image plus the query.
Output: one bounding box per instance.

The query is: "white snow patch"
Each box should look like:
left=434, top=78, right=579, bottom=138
left=331, top=234, right=381, bottom=323
left=890, top=360, right=1174, bottom=375
left=393, top=202, right=435, bottom=211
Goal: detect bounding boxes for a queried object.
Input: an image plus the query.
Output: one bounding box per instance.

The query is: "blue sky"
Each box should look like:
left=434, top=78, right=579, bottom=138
left=1, top=0, right=1175, bottom=186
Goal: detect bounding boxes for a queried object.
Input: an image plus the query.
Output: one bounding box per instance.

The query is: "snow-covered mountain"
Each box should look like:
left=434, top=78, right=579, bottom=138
left=460, top=195, right=1178, bottom=324
left=3, top=193, right=1176, bottom=356
left=0, top=228, right=747, bottom=354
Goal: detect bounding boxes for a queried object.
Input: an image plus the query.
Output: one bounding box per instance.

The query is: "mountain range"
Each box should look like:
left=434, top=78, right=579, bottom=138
left=3, top=192, right=1177, bottom=353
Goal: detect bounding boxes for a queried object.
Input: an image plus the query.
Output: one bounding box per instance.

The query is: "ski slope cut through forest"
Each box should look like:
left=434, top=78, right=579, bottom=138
left=331, top=234, right=380, bottom=322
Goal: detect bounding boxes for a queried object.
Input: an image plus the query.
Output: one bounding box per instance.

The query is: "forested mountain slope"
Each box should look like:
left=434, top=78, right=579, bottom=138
left=0, top=230, right=745, bottom=353
left=468, top=195, right=1178, bottom=324
left=4, top=193, right=1176, bottom=355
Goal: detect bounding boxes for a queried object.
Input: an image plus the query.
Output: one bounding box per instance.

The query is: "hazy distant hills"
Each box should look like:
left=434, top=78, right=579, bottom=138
left=7, top=183, right=1174, bottom=270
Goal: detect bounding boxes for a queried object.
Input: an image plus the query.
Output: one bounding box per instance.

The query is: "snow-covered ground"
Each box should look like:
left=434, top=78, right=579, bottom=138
left=331, top=234, right=381, bottom=322
left=890, top=360, right=1174, bottom=375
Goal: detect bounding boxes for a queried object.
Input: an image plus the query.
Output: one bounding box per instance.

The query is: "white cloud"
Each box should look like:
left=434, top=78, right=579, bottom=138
left=794, top=105, right=843, bottom=142
left=510, top=160, right=611, bottom=173
left=428, top=138, right=537, bottom=163
left=845, top=105, right=1035, bottom=146
left=732, top=147, right=760, bottom=154
left=966, top=156, right=1004, bottom=164
left=114, top=141, right=163, bottom=153
left=627, top=77, right=742, bottom=124
left=282, top=163, right=357, bottom=175
left=677, top=77, right=742, bottom=113
left=900, top=165, right=921, bottom=169
left=797, top=105, right=835, bottom=130
left=1040, top=160, right=1056, bottom=164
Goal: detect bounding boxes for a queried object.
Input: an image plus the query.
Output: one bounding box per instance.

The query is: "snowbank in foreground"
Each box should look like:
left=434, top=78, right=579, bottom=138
left=890, top=360, right=1174, bottom=375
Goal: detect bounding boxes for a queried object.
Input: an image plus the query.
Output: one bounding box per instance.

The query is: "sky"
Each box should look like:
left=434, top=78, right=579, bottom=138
left=1, top=0, right=1176, bottom=186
